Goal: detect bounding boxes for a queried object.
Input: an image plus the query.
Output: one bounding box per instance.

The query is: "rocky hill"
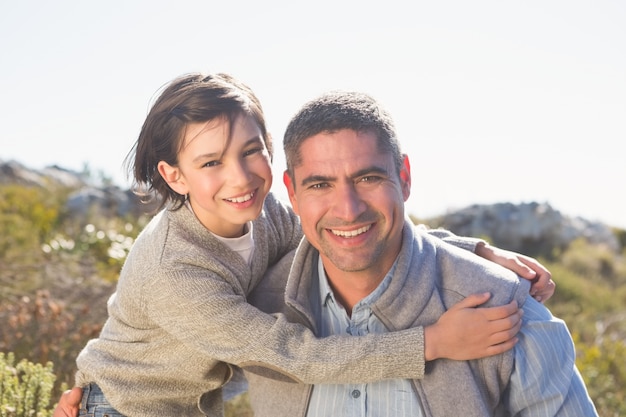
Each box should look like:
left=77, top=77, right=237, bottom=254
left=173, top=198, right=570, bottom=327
left=0, top=159, right=158, bottom=218
left=426, top=202, right=620, bottom=256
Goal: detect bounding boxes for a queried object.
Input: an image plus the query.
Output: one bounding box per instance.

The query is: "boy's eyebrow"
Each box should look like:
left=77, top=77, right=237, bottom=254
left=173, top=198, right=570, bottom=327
left=245, top=136, right=264, bottom=146
left=192, top=136, right=265, bottom=163
left=192, top=151, right=220, bottom=162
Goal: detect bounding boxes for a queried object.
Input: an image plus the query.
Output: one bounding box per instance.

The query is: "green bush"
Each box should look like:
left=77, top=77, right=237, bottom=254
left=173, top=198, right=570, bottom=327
left=0, top=291, right=103, bottom=400
left=575, top=335, right=626, bottom=417
left=0, top=182, right=146, bottom=405
left=0, top=352, right=58, bottom=417
left=0, top=185, right=66, bottom=296
left=42, top=221, right=138, bottom=283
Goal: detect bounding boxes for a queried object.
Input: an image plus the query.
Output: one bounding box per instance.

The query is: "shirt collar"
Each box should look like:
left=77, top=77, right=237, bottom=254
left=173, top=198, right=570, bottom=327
left=316, top=255, right=398, bottom=311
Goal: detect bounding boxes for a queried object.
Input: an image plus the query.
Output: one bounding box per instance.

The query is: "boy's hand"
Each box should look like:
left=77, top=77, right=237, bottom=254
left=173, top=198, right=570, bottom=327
left=52, top=387, right=82, bottom=417
left=475, top=242, right=555, bottom=303
left=424, top=292, right=523, bottom=361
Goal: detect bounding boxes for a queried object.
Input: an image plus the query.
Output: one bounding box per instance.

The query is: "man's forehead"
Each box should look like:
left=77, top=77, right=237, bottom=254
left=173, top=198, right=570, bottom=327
left=294, top=136, right=394, bottom=181
left=299, top=129, right=376, bottom=153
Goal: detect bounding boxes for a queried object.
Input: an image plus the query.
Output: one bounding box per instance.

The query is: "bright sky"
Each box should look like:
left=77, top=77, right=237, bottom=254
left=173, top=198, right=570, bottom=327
left=2, top=0, right=625, bottom=228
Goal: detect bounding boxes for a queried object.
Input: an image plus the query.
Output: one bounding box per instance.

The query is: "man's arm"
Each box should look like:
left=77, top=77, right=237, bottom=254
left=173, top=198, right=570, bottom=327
left=506, top=297, right=598, bottom=416
left=419, top=224, right=556, bottom=361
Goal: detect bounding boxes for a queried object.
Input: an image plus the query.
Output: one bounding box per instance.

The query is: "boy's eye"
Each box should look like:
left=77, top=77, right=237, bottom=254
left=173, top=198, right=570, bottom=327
left=244, top=147, right=263, bottom=157
left=203, top=160, right=221, bottom=168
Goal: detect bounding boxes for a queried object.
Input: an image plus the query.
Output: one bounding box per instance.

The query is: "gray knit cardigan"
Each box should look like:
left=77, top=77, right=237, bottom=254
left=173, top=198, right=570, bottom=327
left=246, top=221, right=530, bottom=417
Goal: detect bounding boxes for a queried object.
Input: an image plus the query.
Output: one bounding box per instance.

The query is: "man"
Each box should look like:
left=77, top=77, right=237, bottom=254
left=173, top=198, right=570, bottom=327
left=244, top=90, right=597, bottom=416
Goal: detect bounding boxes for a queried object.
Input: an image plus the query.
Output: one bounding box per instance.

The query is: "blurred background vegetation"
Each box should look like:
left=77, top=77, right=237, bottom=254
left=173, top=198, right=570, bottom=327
left=1, top=177, right=624, bottom=416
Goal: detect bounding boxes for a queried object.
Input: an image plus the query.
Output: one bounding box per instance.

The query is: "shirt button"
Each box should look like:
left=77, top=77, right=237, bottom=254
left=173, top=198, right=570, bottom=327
left=351, top=389, right=361, bottom=398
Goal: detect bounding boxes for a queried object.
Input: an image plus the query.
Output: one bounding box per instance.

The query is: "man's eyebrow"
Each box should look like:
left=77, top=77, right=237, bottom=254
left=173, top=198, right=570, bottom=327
left=300, top=175, right=335, bottom=188
left=352, top=166, right=389, bottom=178
left=299, top=166, right=390, bottom=187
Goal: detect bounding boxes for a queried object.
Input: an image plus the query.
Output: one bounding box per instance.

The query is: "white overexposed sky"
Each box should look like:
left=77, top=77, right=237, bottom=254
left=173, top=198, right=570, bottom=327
left=2, top=0, right=625, bottom=228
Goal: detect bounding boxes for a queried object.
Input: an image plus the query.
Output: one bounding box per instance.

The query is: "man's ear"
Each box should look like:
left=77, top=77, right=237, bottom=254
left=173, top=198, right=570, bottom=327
left=158, top=161, right=189, bottom=196
left=399, top=155, right=411, bottom=201
left=283, top=170, right=299, bottom=214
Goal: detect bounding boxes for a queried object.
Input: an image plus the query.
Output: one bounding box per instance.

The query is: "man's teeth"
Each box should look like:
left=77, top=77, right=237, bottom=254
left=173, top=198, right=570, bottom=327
left=331, top=225, right=371, bottom=237
left=226, top=192, right=254, bottom=203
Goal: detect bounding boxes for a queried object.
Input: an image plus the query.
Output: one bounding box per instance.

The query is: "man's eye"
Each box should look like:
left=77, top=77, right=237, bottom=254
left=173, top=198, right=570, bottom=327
left=310, top=183, right=328, bottom=189
left=360, top=176, right=382, bottom=183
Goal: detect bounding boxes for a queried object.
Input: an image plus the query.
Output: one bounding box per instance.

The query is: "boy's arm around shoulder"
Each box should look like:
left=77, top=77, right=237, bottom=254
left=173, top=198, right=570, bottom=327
left=248, top=249, right=294, bottom=316
left=260, top=192, right=303, bottom=262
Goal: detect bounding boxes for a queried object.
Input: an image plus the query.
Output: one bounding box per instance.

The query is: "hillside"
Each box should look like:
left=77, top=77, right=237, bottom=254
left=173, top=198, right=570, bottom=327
left=1, top=159, right=625, bottom=416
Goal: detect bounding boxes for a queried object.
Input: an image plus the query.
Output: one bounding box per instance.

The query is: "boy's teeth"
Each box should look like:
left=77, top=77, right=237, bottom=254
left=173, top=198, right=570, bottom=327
left=331, top=225, right=371, bottom=237
left=227, top=192, right=254, bottom=203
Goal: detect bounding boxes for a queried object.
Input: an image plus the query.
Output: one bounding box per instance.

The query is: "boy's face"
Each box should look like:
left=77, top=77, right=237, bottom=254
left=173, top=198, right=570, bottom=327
left=164, top=114, right=272, bottom=237
left=284, top=129, right=411, bottom=281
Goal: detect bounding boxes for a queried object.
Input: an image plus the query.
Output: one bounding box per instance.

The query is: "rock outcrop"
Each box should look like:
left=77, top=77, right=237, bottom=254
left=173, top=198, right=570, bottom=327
left=428, top=201, right=619, bottom=255
left=0, top=159, right=157, bottom=218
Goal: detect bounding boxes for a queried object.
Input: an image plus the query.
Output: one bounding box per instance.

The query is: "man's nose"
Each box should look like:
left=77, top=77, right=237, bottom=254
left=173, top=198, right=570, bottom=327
left=331, top=184, right=366, bottom=221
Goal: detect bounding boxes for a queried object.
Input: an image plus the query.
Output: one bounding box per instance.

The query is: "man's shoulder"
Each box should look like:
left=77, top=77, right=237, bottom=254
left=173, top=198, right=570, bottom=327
left=417, top=233, right=530, bottom=307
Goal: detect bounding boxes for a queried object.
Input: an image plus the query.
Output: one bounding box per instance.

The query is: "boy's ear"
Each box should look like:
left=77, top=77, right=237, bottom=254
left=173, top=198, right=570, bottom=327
left=158, top=161, right=189, bottom=196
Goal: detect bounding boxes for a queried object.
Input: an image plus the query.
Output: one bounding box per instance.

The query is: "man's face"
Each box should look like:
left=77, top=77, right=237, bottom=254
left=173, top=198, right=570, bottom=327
left=284, top=129, right=411, bottom=281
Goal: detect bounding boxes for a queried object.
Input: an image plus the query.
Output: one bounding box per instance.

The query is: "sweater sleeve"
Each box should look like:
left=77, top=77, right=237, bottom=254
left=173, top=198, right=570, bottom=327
left=146, top=260, right=425, bottom=385
left=260, top=193, right=303, bottom=262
